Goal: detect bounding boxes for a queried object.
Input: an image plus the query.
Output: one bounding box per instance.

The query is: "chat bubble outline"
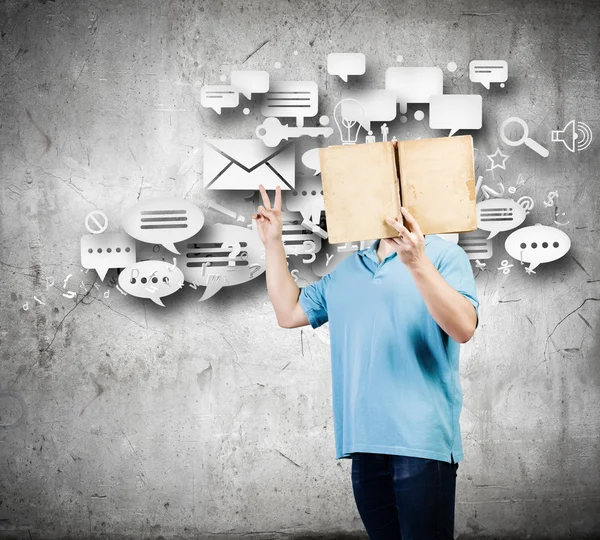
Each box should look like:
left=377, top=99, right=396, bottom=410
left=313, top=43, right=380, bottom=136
left=122, top=198, right=205, bottom=255
left=385, top=66, right=443, bottom=114
left=230, top=70, right=270, bottom=100
left=301, top=148, right=321, bottom=176
left=200, top=85, right=240, bottom=114
left=505, top=224, right=571, bottom=270
left=327, top=53, right=366, bottom=82
left=81, top=233, right=136, bottom=281
left=118, top=260, right=185, bottom=306
left=469, top=60, right=508, bottom=90
left=340, top=90, right=397, bottom=130
left=476, top=198, right=526, bottom=240
left=429, top=94, right=483, bottom=137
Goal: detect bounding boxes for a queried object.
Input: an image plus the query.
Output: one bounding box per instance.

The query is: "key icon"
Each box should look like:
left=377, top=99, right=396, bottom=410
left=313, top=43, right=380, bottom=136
left=256, top=118, right=334, bottom=148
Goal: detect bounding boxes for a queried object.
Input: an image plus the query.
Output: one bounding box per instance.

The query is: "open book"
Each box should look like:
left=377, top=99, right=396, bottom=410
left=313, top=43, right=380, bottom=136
left=318, top=135, right=477, bottom=244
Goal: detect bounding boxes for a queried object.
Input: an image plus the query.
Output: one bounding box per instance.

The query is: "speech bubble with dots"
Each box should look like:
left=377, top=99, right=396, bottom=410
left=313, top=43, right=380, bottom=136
left=81, top=233, right=136, bottom=281
left=118, top=260, right=185, bottom=307
left=505, top=224, right=571, bottom=271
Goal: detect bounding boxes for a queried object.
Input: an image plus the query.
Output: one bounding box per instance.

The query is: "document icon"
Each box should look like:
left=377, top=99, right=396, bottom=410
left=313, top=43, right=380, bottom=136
left=203, top=139, right=295, bottom=191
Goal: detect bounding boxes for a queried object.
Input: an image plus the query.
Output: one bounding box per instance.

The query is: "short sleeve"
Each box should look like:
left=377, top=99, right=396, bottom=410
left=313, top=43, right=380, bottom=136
left=437, top=245, right=480, bottom=329
left=298, top=273, right=330, bottom=329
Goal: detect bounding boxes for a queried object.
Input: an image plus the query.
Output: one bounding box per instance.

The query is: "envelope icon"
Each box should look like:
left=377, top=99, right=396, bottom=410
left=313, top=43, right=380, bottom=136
left=203, top=139, right=295, bottom=190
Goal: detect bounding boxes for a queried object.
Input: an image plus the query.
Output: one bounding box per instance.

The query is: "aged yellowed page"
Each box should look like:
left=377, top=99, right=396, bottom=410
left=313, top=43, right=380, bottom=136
left=319, top=142, right=403, bottom=244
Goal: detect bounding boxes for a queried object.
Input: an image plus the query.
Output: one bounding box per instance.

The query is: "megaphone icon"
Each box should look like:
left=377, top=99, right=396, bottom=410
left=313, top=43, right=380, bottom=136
left=551, top=120, right=593, bottom=152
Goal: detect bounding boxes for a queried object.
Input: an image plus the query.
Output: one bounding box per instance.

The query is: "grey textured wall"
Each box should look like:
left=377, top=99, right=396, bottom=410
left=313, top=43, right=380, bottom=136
left=1, top=0, right=599, bottom=538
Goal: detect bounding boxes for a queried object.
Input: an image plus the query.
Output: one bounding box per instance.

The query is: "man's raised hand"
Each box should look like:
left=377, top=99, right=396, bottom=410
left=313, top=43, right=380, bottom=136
left=252, top=184, right=283, bottom=246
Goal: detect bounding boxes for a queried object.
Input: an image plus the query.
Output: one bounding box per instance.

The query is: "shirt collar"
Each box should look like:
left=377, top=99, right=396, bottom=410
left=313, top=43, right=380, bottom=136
left=358, top=235, right=433, bottom=264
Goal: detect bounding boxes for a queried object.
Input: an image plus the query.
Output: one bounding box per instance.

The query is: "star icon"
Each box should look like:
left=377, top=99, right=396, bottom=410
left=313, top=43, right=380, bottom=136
left=524, top=266, right=536, bottom=275
left=486, top=149, right=510, bottom=171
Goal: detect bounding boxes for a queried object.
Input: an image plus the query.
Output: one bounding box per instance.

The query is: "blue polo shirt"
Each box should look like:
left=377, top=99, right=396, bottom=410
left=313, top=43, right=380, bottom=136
left=298, top=235, right=479, bottom=463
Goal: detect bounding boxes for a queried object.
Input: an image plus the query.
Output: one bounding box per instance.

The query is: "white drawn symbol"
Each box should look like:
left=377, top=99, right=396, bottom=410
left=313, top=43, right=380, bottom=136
left=481, top=183, right=505, bottom=199
left=543, top=191, right=558, bottom=207
left=333, top=98, right=365, bottom=145
left=85, top=210, right=109, bottom=234
left=486, top=149, right=509, bottom=171
left=302, top=240, right=317, bottom=264
left=517, top=196, right=534, bottom=215
left=500, top=117, right=549, bottom=157
left=63, top=274, right=72, bottom=288
left=221, top=241, right=242, bottom=267
left=248, top=263, right=261, bottom=278
left=497, top=259, right=513, bottom=274
left=551, top=120, right=593, bottom=152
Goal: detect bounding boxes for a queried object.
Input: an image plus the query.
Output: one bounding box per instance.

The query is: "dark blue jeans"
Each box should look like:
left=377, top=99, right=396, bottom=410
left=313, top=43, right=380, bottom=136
left=351, top=452, right=459, bottom=540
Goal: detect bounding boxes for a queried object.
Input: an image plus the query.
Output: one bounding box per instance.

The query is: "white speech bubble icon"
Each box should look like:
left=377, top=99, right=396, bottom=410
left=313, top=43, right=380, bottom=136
left=260, top=81, right=318, bottom=127
left=122, top=198, right=205, bottom=255
left=285, top=177, right=325, bottom=225
left=505, top=224, right=571, bottom=271
left=429, top=94, right=483, bottom=137
left=174, top=224, right=265, bottom=301
left=230, top=70, right=270, bottom=100
left=81, top=233, right=137, bottom=281
left=118, top=260, right=185, bottom=307
left=458, top=229, right=494, bottom=260
left=469, top=60, right=508, bottom=90
left=200, top=85, right=240, bottom=114
left=327, top=53, right=366, bottom=82
left=340, top=90, right=397, bottom=130
left=385, top=66, right=443, bottom=114
left=476, top=198, right=526, bottom=240
left=302, top=148, right=321, bottom=176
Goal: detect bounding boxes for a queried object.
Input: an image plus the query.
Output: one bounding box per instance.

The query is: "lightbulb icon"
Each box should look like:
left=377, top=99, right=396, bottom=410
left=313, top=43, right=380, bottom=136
left=333, top=98, right=365, bottom=145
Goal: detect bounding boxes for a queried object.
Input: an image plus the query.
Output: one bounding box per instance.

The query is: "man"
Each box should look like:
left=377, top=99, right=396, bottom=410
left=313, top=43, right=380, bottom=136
left=252, top=176, right=479, bottom=540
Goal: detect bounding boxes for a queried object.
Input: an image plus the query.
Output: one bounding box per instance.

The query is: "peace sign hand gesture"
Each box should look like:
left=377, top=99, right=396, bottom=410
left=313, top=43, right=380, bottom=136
left=252, top=184, right=283, bottom=247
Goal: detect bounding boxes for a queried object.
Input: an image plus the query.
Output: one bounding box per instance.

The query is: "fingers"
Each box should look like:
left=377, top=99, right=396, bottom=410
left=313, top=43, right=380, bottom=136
left=273, top=185, right=282, bottom=212
left=254, top=205, right=279, bottom=226
left=400, top=207, right=423, bottom=237
left=257, top=205, right=276, bottom=218
left=258, top=184, right=272, bottom=210
left=385, top=216, right=410, bottom=237
left=256, top=205, right=269, bottom=219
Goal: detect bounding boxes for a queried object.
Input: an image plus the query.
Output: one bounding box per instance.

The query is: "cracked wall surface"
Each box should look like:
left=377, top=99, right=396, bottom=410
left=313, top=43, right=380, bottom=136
left=0, top=0, right=599, bottom=538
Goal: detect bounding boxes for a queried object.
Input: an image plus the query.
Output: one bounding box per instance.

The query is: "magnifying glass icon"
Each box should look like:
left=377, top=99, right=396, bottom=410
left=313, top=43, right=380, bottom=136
left=500, top=117, right=549, bottom=158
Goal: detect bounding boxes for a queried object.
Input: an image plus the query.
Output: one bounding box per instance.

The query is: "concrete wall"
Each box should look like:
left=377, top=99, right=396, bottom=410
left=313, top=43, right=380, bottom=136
left=1, top=0, right=599, bottom=538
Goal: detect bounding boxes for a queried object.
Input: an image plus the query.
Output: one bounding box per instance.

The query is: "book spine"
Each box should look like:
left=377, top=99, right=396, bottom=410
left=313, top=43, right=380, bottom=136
left=395, top=143, right=404, bottom=227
